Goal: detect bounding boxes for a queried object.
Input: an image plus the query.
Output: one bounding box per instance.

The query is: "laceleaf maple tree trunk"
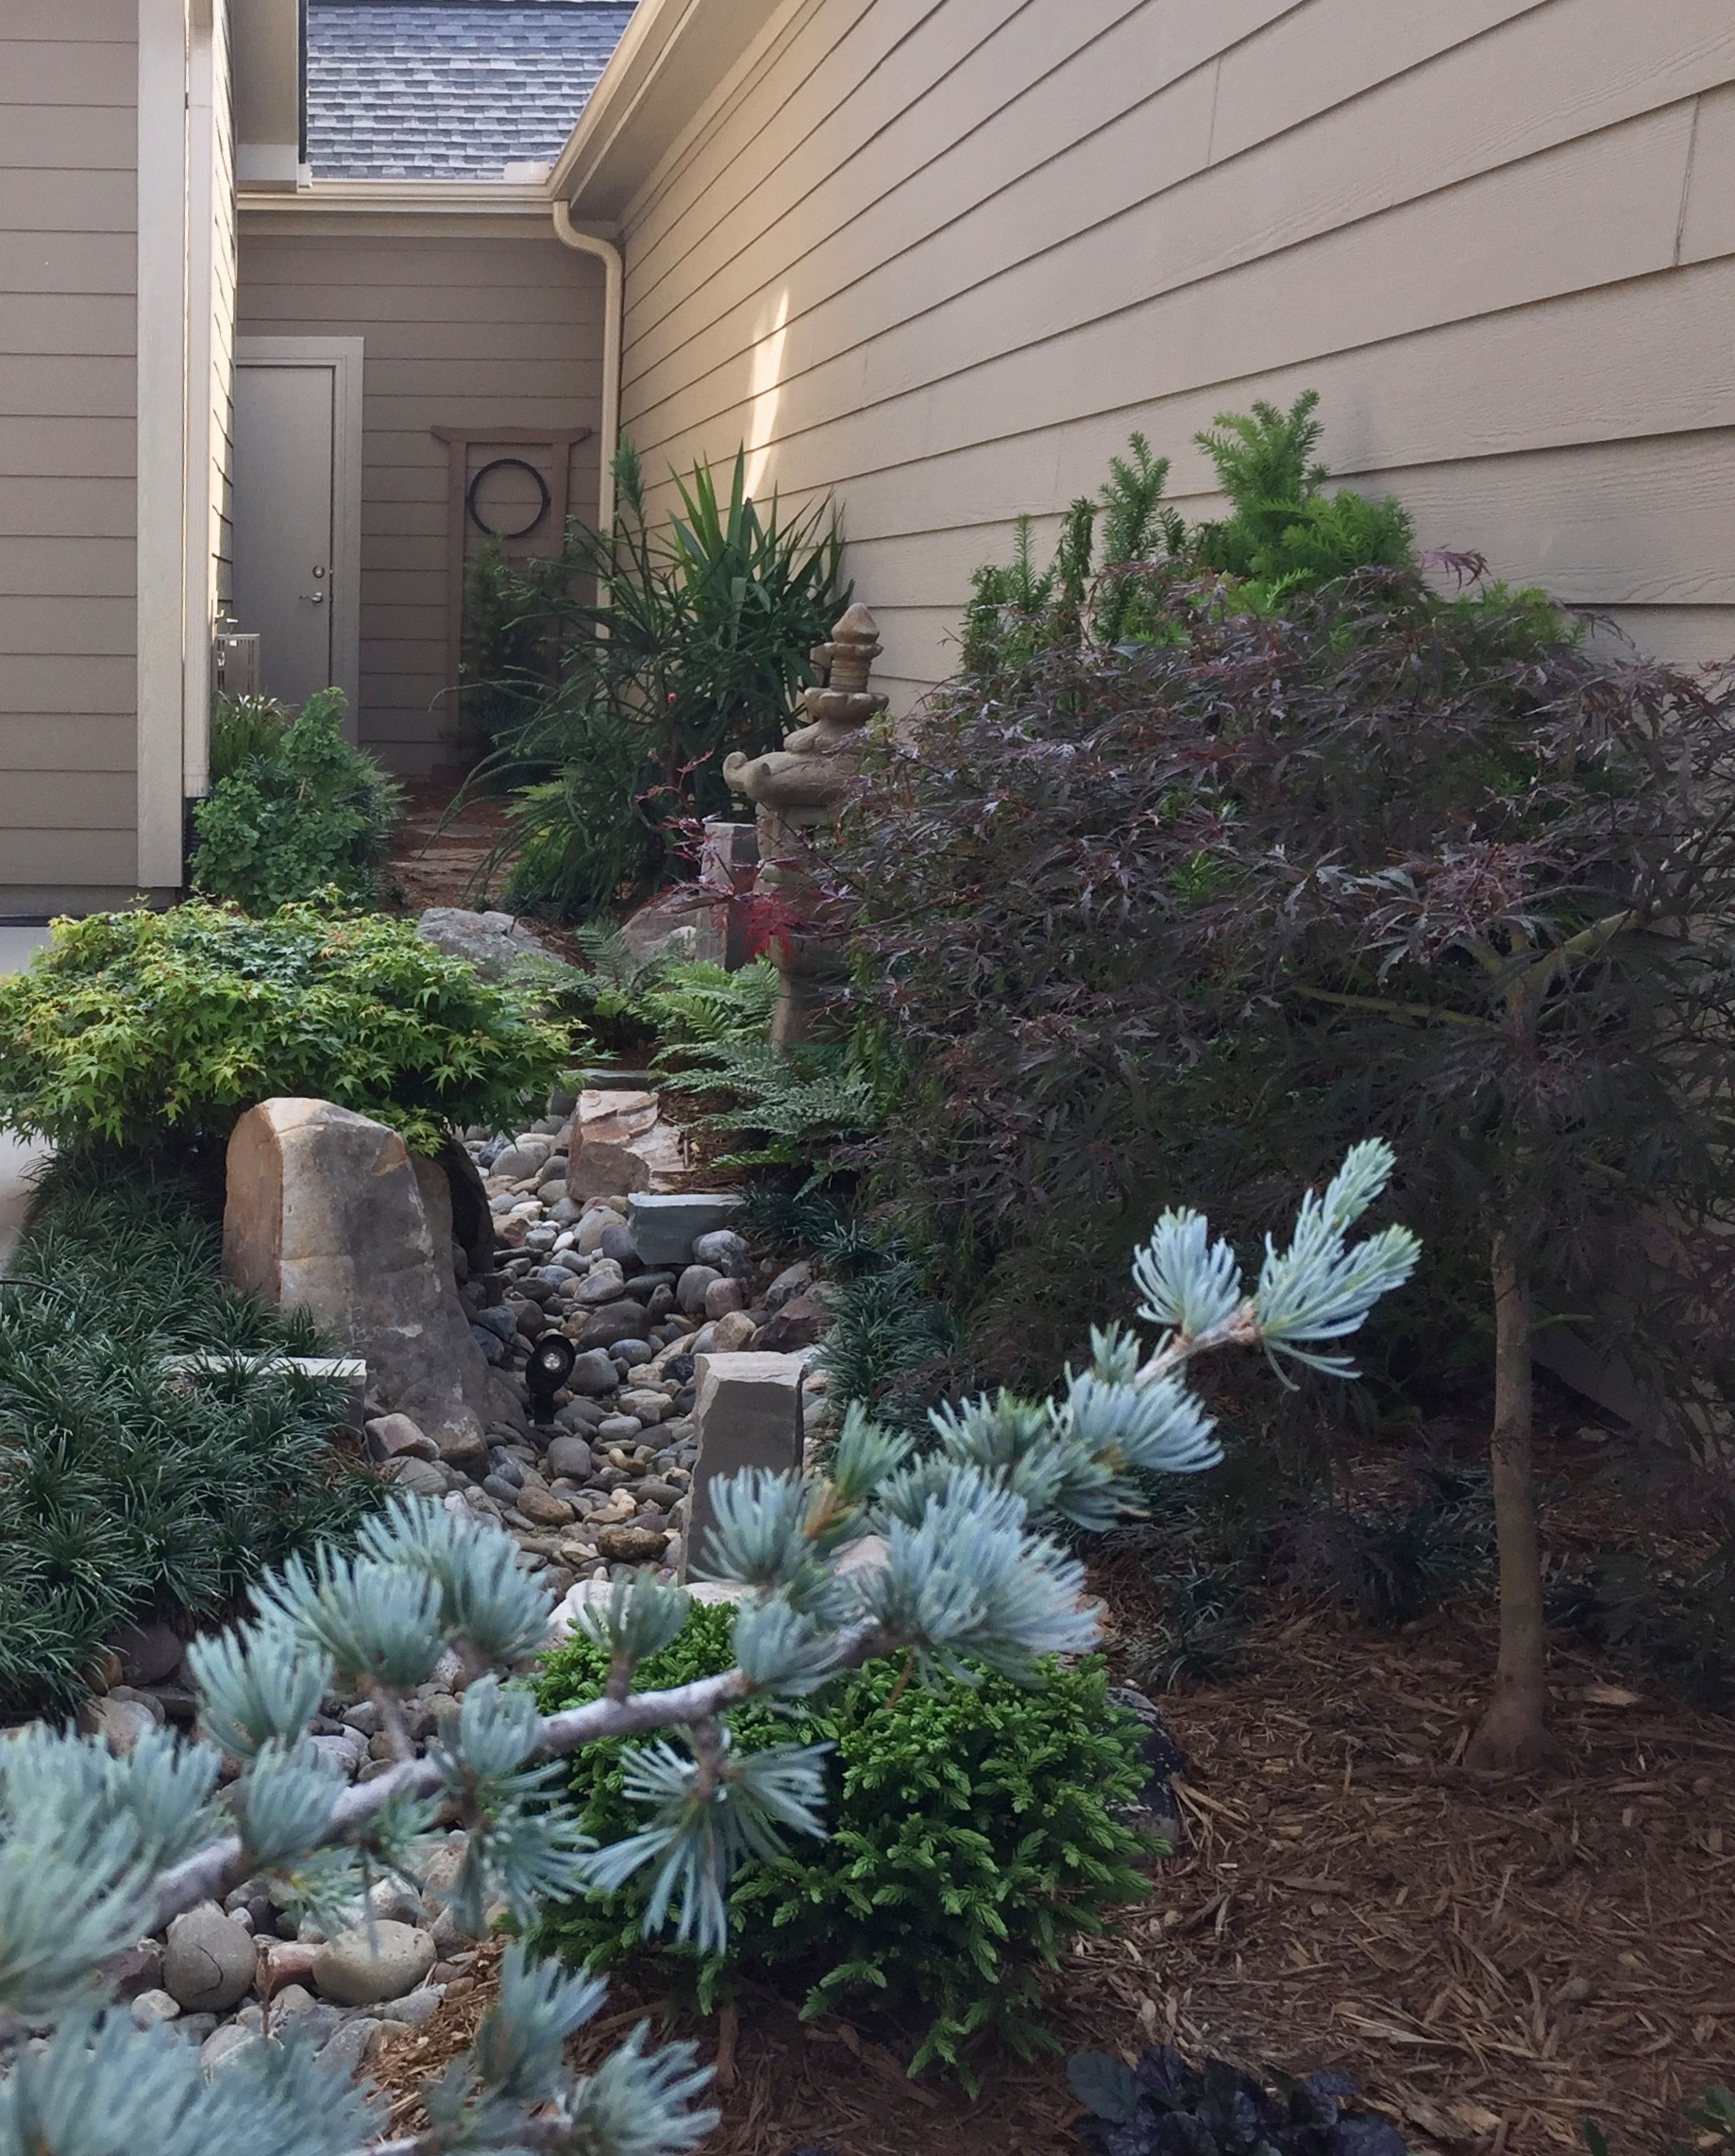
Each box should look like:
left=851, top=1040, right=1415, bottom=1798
left=1465, top=1232, right=1556, bottom=1774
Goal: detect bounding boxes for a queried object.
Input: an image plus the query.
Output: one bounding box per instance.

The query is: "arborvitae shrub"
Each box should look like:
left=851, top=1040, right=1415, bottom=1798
left=532, top=1599, right=1153, bottom=2081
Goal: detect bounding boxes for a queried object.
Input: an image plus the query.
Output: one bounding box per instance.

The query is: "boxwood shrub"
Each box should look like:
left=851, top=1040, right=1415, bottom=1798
left=0, top=899, right=569, bottom=1156
left=531, top=1598, right=1154, bottom=2081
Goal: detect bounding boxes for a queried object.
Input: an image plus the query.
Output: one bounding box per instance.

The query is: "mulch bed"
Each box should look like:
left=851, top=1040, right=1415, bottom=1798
left=371, top=1576, right=1735, bottom=2156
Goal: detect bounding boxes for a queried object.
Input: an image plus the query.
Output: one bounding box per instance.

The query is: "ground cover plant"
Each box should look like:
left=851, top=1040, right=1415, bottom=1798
left=0, top=1154, right=379, bottom=1718
left=1067, top=2044, right=1404, bottom=2156
left=0, top=898, right=569, bottom=1156
left=0, top=1146, right=1414, bottom=2152
left=192, top=690, right=402, bottom=912
left=475, top=442, right=847, bottom=918
left=534, top=1602, right=1149, bottom=2082
left=834, top=393, right=1735, bottom=1770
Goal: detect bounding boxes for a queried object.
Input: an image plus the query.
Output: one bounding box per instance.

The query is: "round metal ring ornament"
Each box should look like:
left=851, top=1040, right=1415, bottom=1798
left=465, top=456, right=551, bottom=539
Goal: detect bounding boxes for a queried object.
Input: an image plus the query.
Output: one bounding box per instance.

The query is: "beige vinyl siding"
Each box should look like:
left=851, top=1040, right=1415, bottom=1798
left=614, top=0, right=1735, bottom=713
left=0, top=0, right=138, bottom=901
left=235, top=230, right=607, bottom=777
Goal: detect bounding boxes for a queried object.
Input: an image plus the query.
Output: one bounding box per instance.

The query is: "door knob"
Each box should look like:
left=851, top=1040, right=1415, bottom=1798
left=305, top=591, right=325, bottom=604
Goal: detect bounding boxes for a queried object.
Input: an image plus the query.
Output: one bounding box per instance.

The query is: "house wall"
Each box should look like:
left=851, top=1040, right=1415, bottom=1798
left=235, top=227, right=608, bottom=777
left=613, top=0, right=1735, bottom=713
left=0, top=0, right=141, bottom=905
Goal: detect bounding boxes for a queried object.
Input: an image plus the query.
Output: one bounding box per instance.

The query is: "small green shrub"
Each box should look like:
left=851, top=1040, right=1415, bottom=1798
left=0, top=899, right=569, bottom=1155
left=193, top=688, right=402, bottom=911
left=0, top=1155, right=383, bottom=1718
left=1190, top=390, right=1414, bottom=608
left=533, top=1600, right=1152, bottom=2081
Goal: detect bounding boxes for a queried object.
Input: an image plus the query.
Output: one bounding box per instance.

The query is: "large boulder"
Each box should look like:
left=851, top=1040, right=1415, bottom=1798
left=413, top=907, right=558, bottom=981
left=565, top=1091, right=684, bottom=1202
left=223, top=1099, right=493, bottom=1457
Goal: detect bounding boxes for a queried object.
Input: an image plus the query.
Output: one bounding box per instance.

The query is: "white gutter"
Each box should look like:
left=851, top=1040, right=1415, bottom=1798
left=551, top=199, right=623, bottom=537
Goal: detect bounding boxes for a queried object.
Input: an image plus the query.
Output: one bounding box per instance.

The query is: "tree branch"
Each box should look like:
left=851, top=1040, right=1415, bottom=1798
left=147, top=1621, right=894, bottom=1935
left=1288, top=983, right=1496, bottom=1031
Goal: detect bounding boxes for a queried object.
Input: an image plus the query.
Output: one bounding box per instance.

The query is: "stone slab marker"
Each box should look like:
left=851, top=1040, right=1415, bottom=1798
left=223, top=1098, right=492, bottom=1459
left=681, top=1351, right=805, bottom=1581
left=626, top=1191, right=745, bottom=1267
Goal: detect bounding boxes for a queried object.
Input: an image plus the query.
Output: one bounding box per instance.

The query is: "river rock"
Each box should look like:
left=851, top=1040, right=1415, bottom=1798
left=131, top=1989, right=182, bottom=2030
left=489, top=1137, right=551, bottom=1183
left=311, top=1921, right=436, bottom=2007
left=709, top=1310, right=758, bottom=1354
left=573, top=1260, right=628, bottom=1307
left=576, top=1207, right=625, bottom=1255
left=223, top=1101, right=494, bottom=1458
left=565, top=1347, right=620, bottom=1394
left=86, top=1694, right=160, bottom=1756
left=676, top=1264, right=721, bottom=1316
left=703, top=1276, right=745, bottom=1320
left=109, top=1619, right=184, bottom=1686
left=200, top=2022, right=261, bottom=2074
left=578, top=1300, right=650, bottom=1350
left=692, top=1228, right=750, bottom=1272
left=164, top=1904, right=257, bottom=2013
left=595, top=1524, right=669, bottom=1564
left=516, top=1483, right=574, bottom=1526
left=546, top=1434, right=595, bottom=1480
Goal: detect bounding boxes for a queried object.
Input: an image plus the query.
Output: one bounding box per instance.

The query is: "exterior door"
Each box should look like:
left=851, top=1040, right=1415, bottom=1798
left=233, top=362, right=333, bottom=706
left=231, top=338, right=362, bottom=727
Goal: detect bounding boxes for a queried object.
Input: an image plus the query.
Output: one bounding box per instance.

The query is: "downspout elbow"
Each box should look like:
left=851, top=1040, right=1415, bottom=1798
left=550, top=200, right=622, bottom=536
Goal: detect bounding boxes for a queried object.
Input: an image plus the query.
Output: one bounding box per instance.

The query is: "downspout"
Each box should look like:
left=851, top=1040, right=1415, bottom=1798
left=550, top=200, right=622, bottom=535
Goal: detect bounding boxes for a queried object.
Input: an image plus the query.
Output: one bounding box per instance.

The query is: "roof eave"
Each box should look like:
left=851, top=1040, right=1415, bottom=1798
left=548, top=0, right=789, bottom=220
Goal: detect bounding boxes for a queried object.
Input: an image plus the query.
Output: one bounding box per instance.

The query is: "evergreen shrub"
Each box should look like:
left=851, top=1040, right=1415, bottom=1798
left=0, top=1156, right=382, bottom=1718
left=0, top=898, right=569, bottom=1155
left=532, top=1599, right=1153, bottom=2080
left=193, top=689, right=402, bottom=912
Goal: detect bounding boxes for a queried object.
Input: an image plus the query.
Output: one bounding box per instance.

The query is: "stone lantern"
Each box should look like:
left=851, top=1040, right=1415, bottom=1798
left=722, top=603, right=886, bottom=1049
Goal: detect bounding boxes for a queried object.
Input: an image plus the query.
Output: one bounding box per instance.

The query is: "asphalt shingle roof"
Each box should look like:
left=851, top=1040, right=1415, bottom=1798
left=305, top=0, right=637, bottom=181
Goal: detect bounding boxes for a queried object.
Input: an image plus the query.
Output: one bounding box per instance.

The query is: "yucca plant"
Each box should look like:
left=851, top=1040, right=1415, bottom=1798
left=467, top=443, right=848, bottom=918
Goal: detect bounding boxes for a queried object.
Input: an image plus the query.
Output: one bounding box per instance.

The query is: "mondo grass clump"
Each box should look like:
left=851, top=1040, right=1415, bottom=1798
left=532, top=1597, right=1154, bottom=2083
left=0, top=1154, right=383, bottom=1719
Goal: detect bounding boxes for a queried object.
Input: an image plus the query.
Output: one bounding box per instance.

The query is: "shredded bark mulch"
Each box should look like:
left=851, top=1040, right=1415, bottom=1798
left=369, top=1576, right=1735, bottom=2156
